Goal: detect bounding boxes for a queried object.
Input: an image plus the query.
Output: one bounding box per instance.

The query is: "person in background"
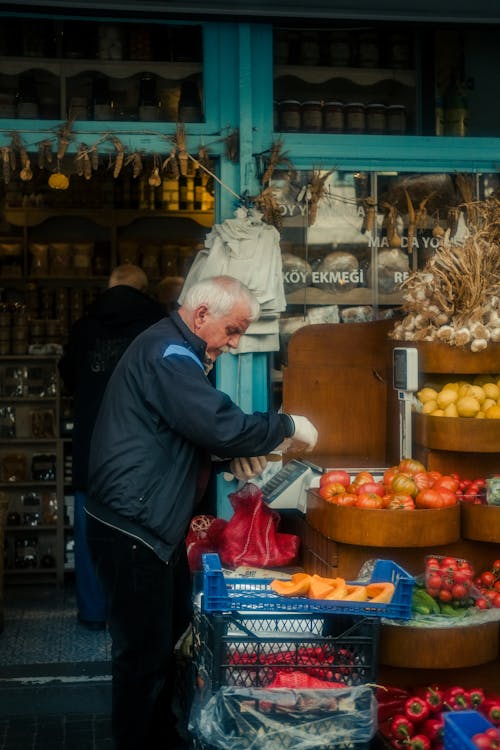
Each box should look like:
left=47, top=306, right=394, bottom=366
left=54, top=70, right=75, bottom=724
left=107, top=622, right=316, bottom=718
left=86, top=275, right=318, bottom=749
left=155, top=274, right=185, bottom=312
left=58, top=264, right=165, bottom=630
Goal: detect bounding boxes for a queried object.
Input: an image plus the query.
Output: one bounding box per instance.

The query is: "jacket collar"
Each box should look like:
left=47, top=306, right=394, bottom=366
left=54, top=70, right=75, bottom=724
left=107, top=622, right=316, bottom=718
left=169, top=310, right=211, bottom=372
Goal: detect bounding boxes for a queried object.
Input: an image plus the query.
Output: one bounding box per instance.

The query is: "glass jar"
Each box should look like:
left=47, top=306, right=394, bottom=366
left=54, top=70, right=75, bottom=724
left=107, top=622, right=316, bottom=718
left=279, top=100, right=301, bottom=131
left=329, top=31, right=352, bottom=67
left=390, top=32, right=411, bottom=69
left=323, top=101, right=344, bottom=133
left=299, top=32, right=320, bottom=66
left=366, top=103, right=387, bottom=134
left=386, top=104, right=407, bottom=135
left=358, top=31, right=379, bottom=68
left=301, top=100, right=322, bottom=132
left=345, top=102, right=366, bottom=134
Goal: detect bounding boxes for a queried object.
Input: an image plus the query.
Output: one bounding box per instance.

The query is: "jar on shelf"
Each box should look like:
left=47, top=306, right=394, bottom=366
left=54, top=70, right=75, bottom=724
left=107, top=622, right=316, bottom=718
left=323, top=101, right=344, bottom=133
left=386, top=104, right=407, bottom=135
left=301, top=100, right=322, bottom=132
left=366, top=103, right=387, bottom=134
left=72, top=242, right=94, bottom=276
left=345, top=102, right=366, bottom=134
left=279, top=100, right=301, bottom=131
left=177, top=80, right=202, bottom=123
left=328, top=31, right=352, bottom=67
left=389, top=32, right=411, bottom=69
left=49, top=242, right=72, bottom=276
left=299, top=31, right=320, bottom=66
left=357, top=31, right=379, bottom=68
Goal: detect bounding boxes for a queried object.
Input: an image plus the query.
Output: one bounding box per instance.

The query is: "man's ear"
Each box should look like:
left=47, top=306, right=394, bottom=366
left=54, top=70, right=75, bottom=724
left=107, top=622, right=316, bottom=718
left=193, top=304, right=209, bottom=330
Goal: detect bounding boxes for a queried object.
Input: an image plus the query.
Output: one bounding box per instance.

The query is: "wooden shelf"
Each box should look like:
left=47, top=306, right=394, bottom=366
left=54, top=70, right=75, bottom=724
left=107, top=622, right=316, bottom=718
left=414, top=413, right=500, bottom=453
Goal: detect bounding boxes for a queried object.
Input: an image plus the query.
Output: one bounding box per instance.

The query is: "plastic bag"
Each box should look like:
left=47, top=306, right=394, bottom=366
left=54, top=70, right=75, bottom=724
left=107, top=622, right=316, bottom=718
left=218, top=483, right=300, bottom=568
left=185, top=514, right=227, bottom=572
left=189, top=684, right=377, bottom=750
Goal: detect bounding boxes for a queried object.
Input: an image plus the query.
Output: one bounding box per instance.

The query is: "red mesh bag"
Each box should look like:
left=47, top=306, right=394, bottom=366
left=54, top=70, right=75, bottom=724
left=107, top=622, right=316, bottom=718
left=267, top=671, right=344, bottom=689
left=217, top=483, right=300, bottom=568
left=185, top=514, right=227, bottom=571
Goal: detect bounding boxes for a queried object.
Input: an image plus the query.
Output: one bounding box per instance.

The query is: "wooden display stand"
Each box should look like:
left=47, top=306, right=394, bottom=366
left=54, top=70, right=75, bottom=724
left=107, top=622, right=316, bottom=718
left=282, top=324, right=500, bottom=691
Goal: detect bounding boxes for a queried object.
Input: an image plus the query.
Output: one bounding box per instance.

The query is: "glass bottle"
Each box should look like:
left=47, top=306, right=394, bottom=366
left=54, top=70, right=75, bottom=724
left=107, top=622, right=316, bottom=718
left=178, top=80, right=202, bottom=122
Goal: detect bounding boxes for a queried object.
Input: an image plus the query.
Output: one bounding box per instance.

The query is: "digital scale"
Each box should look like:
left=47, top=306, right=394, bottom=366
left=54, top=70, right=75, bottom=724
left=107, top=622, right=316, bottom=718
left=260, top=458, right=322, bottom=514
left=393, top=346, right=419, bottom=460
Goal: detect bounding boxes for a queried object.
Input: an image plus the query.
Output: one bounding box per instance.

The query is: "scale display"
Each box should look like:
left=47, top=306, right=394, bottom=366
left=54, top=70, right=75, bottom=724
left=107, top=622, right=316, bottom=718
left=260, top=459, right=322, bottom=514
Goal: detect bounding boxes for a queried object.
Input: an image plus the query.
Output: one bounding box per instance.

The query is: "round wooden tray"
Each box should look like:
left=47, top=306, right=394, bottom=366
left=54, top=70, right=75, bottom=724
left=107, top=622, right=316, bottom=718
left=414, top=413, right=500, bottom=453
left=306, top=489, right=460, bottom=547
left=461, top=502, right=500, bottom=543
left=380, top=621, right=500, bottom=669
left=391, top=340, right=500, bottom=374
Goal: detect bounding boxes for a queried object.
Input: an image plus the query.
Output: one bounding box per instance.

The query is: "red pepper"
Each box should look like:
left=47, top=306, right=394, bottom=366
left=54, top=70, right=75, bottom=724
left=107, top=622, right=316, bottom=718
left=421, top=717, right=445, bottom=744
left=405, top=696, right=430, bottom=723
left=469, top=687, right=486, bottom=709
left=408, top=735, right=431, bottom=750
left=415, top=685, right=444, bottom=713
left=444, top=686, right=470, bottom=711
left=378, top=699, right=409, bottom=723
left=377, top=684, right=411, bottom=703
left=482, top=699, right=500, bottom=726
left=390, top=714, right=415, bottom=740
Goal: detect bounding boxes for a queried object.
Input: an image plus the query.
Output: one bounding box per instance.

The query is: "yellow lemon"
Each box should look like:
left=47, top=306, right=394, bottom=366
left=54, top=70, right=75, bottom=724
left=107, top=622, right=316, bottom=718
left=483, top=383, right=500, bottom=401
left=485, top=405, right=500, bottom=419
left=417, top=387, right=439, bottom=404
left=442, top=382, right=460, bottom=392
left=467, top=385, right=486, bottom=404
left=430, top=409, right=445, bottom=416
left=457, top=396, right=481, bottom=417
left=444, top=402, right=458, bottom=417
left=483, top=398, right=497, bottom=412
left=458, top=383, right=472, bottom=398
left=474, top=374, right=495, bottom=386
left=476, top=411, right=485, bottom=419
left=437, top=388, right=458, bottom=409
left=422, top=400, right=438, bottom=414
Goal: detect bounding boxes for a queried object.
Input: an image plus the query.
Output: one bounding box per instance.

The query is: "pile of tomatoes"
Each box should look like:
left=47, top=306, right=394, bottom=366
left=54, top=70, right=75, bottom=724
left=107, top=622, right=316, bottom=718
left=425, top=555, right=475, bottom=606
left=474, top=560, right=500, bottom=609
left=318, top=459, right=460, bottom=510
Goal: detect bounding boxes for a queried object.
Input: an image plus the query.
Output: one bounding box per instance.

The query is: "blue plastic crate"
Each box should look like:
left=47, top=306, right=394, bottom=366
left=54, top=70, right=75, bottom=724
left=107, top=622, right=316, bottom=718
left=202, top=554, right=414, bottom=620
left=444, top=710, right=496, bottom=750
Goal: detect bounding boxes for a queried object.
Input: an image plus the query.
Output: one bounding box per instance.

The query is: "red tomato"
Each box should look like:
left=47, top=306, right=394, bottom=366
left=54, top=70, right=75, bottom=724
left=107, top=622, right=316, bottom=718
left=427, top=471, right=442, bottom=484
left=481, top=571, right=496, bottom=587
left=398, top=458, right=426, bottom=475
left=426, top=573, right=443, bottom=590
left=334, top=493, right=358, bottom=507
left=352, top=471, right=375, bottom=490
left=438, top=589, right=452, bottom=602
left=355, top=492, right=384, bottom=509
left=492, top=560, right=500, bottom=572
left=433, top=475, right=460, bottom=493
left=319, top=483, right=346, bottom=502
left=415, top=489, right=444, bottom=509
left=356, top=481, right=385, bottom=497
left=414, top=471, right=434, bottom=490
left=494, top=581, right=500, bottom=593
left=452, top=583, right=468, bottom=600
left=476, top=598, right=489, bottom=609
left=383, top=465, right=400, bottom=487
left=493, top=594, right=500, bottom=608
left=387, top=494, right=415, bottom=510
left=320, top=470, right=350, bottom=489
left=436, top=488, right=458, bottom=507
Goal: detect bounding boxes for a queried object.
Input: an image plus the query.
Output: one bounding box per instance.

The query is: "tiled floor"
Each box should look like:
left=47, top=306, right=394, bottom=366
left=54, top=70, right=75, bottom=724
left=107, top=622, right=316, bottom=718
left=0, top=582, right=113, bottom=749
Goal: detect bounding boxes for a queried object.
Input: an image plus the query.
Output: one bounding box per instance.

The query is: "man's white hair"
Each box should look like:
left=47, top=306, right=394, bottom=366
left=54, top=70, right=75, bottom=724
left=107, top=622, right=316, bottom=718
left=182, top=276, right=260, bottom=321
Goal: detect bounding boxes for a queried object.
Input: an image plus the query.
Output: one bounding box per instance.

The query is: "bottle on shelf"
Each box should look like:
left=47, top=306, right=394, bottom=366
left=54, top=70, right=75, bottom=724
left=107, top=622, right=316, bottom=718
left=177, top=79, right=202, bottom=122
left=443, top=73, right=468, bottom=136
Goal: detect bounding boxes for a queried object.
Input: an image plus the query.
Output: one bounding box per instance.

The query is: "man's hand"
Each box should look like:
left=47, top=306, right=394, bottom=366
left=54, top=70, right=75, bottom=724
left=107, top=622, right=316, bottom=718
left=229, top=456, right=268, bottom=481
left=289, top=415, right=318, bottom=452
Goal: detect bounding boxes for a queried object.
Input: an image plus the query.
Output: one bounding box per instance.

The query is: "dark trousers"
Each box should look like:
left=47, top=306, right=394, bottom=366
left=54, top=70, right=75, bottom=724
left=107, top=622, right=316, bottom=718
left=86, top=515, right=192, bottom=750
left=74, top=491, right=106, bottom=622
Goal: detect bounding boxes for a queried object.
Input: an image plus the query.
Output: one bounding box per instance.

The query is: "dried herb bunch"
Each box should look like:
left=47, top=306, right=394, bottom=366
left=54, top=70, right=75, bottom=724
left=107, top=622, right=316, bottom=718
left=390, top=196, right=500, bottom=352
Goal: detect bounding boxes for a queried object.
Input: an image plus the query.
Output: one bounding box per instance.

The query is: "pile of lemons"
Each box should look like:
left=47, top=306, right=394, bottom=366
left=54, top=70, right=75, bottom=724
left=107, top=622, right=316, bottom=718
left=417, top=375, right=500, bottom=418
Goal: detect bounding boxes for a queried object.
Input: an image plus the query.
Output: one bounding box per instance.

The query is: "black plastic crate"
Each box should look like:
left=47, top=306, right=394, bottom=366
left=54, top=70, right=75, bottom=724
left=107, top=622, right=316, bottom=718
left=192, top=607, right=379, bottom=693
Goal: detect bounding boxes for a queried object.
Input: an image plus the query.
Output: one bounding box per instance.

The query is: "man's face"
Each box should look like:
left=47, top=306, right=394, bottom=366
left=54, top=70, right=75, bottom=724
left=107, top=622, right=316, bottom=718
left=194, top=301, right=251, bottom=362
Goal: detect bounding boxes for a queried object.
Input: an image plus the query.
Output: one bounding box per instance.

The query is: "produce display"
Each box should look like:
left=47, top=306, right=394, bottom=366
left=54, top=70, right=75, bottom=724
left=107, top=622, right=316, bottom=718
left=410, top=556, right=500, bottom=616
left=377, top=683, right=500, bottom=749
left=388, top=193, right=500, bottom=352
left=318, top=459, right=461, bottom=509
left=416, top=376, right=500, bottom=419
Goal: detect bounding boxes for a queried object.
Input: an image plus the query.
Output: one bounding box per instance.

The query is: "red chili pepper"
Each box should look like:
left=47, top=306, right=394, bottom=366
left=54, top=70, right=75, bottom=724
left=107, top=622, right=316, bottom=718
left=444, top=686, right=470, bottom=710
left=390, top=714, right=414, bottom=740
left=482, top=699, right=500, bottom=726
left=405, top=696, right=430, bottom=723
left=415, top=685, right=444, bottom=713
left=421, top=717, right=445, bottom=744
left=408, top=735, right=431, bottom=750
left=377, top=685, right=411, bottom=703
left=469, top=687, right=486, bottom=708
